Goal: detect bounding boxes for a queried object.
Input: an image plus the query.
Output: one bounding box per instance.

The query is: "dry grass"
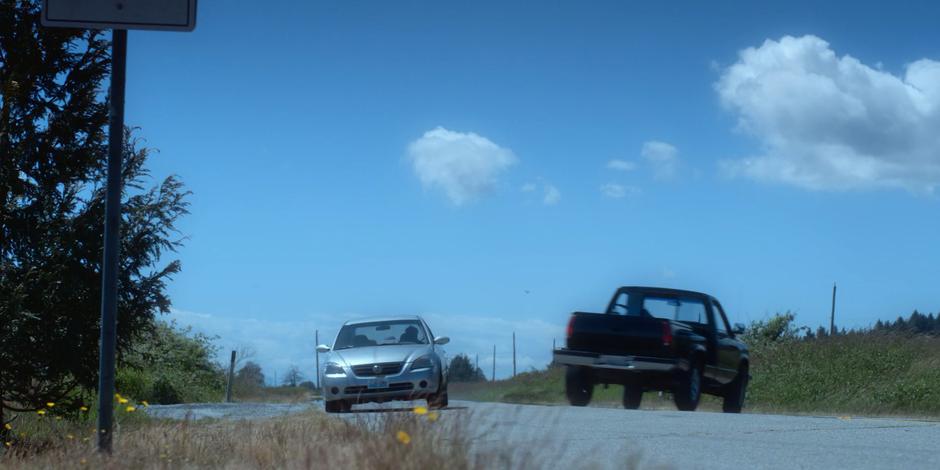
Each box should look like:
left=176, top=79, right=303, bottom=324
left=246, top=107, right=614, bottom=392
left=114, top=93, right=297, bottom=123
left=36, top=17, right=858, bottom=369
left=0, top=406, right=560, bottom=469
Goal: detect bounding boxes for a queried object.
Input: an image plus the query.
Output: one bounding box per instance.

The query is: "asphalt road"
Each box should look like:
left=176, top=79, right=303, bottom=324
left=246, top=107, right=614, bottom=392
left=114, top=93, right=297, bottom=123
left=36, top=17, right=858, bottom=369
left=149, top=400, right=940, bottom=469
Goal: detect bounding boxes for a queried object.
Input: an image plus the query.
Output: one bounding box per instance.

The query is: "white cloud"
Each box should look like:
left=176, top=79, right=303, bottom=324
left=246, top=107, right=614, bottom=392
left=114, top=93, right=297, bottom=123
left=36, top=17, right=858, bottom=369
left=607, top=159, right=637, bottom=171
left=716, top=35, right=940, bottom=192
left=522, top=180, right=561, bottom=205
left=600, top=183, right=640, bottom=199
left=641, top=141, right=679, bottom=179
left=407, top=127, right=517, bottom=205
left=543, top=184, right=561, bottom=205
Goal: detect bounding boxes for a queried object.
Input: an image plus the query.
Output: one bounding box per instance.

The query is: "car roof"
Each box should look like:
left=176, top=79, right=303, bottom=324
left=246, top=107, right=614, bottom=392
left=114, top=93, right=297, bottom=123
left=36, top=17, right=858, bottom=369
left=343, top=315, right=424, bottom=326
left=618, top=286, right=712, bottom=300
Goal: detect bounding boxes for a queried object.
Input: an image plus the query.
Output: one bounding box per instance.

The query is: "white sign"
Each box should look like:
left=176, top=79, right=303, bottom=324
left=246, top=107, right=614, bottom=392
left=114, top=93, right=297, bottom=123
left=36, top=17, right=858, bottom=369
left=42, top=0, right=197, bottom=32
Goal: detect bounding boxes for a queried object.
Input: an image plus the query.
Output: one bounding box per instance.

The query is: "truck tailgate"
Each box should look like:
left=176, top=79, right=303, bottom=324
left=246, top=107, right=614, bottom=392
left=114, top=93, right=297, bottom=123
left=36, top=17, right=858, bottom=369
left=566, top=312, right=669, bottom=357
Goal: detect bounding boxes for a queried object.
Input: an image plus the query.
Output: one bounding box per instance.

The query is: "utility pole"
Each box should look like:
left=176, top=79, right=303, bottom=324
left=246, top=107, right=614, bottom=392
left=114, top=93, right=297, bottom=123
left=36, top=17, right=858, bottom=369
left=492, top=345, right=496, bottom=382
left=512, top=332, right=516, bottom=377
left=315, top=330, right=320, bottom=390
left=225, top=350, right=236, bottom=402
left=830, top=282, right=837, bottom=336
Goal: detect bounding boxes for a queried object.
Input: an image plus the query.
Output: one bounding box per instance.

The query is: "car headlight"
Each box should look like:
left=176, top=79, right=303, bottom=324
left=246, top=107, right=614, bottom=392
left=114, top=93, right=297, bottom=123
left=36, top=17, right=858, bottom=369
left=410, top=355, right=433, bottom=371
left=324, top=362, right=346, bottom=376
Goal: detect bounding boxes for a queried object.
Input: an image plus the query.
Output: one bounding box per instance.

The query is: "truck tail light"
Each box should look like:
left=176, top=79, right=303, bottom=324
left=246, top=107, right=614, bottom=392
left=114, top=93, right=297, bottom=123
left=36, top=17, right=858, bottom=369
left=661, top=320, right=673, bottom=347
left=566, top=315, right=576, bottom=340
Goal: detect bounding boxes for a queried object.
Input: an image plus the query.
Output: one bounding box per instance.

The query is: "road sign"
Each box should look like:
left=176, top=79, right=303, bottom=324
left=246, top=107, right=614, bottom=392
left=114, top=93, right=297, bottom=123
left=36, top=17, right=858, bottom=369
left=42, top=0, right=197, bottom=31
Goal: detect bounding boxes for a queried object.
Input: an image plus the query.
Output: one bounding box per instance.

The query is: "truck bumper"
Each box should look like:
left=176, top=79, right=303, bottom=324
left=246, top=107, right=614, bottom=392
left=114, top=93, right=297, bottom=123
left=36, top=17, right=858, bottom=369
left=553, top=348, right=686, bottom=372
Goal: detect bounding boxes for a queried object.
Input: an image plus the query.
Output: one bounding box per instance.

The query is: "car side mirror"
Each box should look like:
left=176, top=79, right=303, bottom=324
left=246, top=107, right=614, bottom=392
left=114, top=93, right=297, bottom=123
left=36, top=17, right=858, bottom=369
left=433, top=336, right=450, bottom=345
left=316, top=344, right=331, bottom=353
left=732, top=323, right=746, bottom=335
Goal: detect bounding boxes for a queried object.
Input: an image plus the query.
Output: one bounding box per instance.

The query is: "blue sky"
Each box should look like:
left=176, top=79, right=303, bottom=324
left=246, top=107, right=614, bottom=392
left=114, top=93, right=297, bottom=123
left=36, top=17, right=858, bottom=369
left=119, top=1, right=940, bottom=381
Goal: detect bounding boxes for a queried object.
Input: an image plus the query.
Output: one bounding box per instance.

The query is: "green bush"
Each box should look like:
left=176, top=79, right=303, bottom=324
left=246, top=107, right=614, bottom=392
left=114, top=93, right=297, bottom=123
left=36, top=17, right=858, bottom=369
left=115, top=321, right=225, bottom=404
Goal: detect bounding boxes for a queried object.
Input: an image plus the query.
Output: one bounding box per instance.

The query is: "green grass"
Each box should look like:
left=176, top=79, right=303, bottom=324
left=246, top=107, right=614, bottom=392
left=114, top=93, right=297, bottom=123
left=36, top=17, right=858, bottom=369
left=747, top=333, right=940, bottom=416
left=451, top=333, right=940, bottom=417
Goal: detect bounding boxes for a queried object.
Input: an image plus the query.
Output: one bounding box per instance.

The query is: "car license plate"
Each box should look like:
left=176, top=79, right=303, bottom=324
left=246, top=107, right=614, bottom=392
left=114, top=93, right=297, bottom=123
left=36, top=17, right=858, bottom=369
left=367, top=379, right=388, bottom=389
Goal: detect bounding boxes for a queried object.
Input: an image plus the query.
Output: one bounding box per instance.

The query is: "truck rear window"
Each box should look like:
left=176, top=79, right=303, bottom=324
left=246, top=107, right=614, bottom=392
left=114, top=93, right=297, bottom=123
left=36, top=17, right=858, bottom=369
left=643, top=297, right=707, bottom=325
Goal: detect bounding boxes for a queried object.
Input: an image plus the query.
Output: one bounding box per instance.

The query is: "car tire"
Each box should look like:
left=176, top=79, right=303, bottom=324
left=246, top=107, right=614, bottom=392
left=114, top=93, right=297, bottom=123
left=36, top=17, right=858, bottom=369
left=428, top=384, right=449, bottom=409
left=565, top=366, right=593, bottom=407
left=622, top=385, right=643, bottom=410
left=674, top=360, right=702, bottom=412
left=324, top=399, right=348, bottom=413
left=722, top=363, right=748, bottom=414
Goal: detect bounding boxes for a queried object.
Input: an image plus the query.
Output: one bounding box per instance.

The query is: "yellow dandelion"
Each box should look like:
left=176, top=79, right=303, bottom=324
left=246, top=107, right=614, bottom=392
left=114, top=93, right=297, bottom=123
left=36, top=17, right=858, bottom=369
left=413, top=405, right=428, bottom=415
left=4, top=442, right=10, bottom=447
left=66, top=434, right=74, bottom=440
left=118, top=397, right=129, bottom=404
left=46, top=402, right=55, bottom=408
left=141, top=400, right=149, bottom=407
left=114, top=393, right=121, bottom=399
left=80, top=406, right=88, bottom=412
left=427, top=411, right=439, bottom=422
left=396, top=430, right=411, bottom=445
left=125, top=406, right=136, bottom=412
left=36, top=409, right=46, bottom=416
left=4, top=423, right=11, bottom=430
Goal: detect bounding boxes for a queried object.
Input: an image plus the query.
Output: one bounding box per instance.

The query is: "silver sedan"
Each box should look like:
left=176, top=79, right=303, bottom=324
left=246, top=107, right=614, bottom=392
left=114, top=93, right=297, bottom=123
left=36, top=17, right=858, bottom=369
left=316, top=315, right=449, bottom=413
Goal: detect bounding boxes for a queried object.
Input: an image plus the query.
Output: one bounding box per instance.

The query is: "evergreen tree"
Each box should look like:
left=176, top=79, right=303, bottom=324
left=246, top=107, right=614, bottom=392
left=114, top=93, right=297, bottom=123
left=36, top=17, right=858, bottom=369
left=447, top=354, right=486, bottom=382
left=1, top=0, right=189, bottom=427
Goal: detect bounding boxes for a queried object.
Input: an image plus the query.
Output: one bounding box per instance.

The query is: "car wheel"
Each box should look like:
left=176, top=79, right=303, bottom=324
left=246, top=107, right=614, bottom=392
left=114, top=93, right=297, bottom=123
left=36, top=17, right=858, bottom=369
left=324, top=399, right=348, bottom=413
left=622, top=385, right=643, bottom=410
left=565, top=366, right=593, bottom=407
left=428, top=386, right=449, bottom=409
left=674, top=360, right=702, bottom=412
left=722, top=363, right=748, bottom=414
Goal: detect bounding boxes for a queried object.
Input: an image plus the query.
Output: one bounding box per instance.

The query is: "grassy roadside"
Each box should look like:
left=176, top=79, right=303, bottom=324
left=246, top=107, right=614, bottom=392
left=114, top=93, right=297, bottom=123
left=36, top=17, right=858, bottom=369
left=0, top=406, right=556, bottom=469
left=451, top=333, right=940, bottom=418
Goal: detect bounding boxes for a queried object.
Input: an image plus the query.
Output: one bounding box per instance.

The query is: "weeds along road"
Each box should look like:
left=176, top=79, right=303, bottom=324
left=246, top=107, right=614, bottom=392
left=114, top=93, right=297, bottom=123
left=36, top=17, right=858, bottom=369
left=149, top=400, right=940, bottom=469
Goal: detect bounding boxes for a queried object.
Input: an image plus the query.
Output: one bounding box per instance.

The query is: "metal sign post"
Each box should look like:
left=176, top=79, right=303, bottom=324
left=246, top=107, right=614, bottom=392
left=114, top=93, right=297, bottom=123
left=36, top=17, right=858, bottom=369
left=41, top=0, right=197, bottom=453
left=95, top=28, right=127, bottom=452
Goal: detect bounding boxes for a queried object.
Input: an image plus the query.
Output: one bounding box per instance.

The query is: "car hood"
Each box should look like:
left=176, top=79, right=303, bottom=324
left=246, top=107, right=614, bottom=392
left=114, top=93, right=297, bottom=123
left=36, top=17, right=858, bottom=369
left=331, top=344, right=432, bottom=366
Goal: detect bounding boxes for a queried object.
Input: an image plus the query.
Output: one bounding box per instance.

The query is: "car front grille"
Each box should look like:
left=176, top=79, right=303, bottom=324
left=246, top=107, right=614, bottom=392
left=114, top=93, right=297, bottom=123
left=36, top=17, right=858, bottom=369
left=352, top=362, right=404, bottom=377
left=344, top=383, right=415, bottom=395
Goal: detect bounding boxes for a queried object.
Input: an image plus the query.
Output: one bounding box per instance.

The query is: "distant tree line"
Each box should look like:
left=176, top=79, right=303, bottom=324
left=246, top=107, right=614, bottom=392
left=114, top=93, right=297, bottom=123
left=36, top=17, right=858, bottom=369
left=747, top=310, right=940, bottom=344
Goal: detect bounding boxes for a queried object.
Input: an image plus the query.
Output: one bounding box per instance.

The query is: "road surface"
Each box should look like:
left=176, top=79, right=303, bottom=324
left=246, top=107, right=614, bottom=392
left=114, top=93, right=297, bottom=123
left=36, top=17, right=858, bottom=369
left=148, top=400, right=940, bottom=469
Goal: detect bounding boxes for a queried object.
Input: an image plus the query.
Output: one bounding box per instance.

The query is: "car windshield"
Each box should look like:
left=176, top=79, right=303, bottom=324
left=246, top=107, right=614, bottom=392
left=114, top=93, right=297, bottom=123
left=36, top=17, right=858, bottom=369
left=333, top=320, right=428, bottom=349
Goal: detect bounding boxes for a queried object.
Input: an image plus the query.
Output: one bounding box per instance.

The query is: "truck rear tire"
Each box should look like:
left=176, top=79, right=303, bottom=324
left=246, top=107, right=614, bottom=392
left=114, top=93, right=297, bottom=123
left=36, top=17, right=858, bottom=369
left=565, top=366, right=593, bottom=406
left=674, top=361, right=702, bottom=412
left=622, top=385, right=643, bottom=410
left=722, top=363, right=748, bottom=413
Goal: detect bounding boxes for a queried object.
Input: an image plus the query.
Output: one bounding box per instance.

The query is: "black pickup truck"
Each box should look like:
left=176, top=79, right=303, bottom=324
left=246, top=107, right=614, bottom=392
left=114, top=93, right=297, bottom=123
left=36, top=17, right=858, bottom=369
left=553, top=286, right=749, bottom=412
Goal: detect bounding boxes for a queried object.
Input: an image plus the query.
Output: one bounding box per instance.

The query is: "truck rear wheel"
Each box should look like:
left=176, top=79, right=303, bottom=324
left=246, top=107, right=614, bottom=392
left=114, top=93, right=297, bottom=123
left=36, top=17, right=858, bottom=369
left=722, top=363, right=748, bottom=413
left=674, top=361, right=702, bottom=411
left=622, top=385, right=643, bottom=410
left=565, top=366, right=593, bottom=406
